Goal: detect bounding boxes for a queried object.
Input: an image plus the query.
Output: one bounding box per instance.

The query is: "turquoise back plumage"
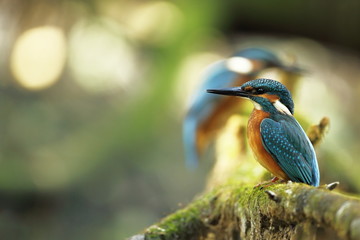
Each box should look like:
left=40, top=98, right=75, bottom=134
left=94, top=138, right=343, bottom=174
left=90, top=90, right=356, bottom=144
left=261, top=114, right=320, bottom=186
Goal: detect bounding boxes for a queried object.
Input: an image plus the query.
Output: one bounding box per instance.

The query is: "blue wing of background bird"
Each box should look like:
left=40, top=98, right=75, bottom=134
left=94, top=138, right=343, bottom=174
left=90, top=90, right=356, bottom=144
left=183, top=60, right=240, bottom=168
left=260, top=116, right=320, bottom=186
left=183, top=47, right=289, bottom=168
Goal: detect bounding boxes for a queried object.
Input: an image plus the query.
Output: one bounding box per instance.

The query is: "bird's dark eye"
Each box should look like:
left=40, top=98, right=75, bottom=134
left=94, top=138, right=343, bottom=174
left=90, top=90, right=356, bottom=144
left=256, top=88, right=265, bottom=94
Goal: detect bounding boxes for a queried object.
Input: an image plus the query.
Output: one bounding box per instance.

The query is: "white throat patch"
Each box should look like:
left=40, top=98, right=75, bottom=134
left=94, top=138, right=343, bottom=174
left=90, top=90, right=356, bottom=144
left=251, top=101, right=262, bottom=110
left=273, top=100, right=292, bottom=115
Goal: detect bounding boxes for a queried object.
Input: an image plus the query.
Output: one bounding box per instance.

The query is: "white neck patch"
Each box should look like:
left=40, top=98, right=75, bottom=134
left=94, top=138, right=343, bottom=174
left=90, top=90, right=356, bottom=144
left=226, top=57, right=254, bottom=74
left=251, top=101, right=262, bottom=110
left=273, top=100, right=292, bottom=115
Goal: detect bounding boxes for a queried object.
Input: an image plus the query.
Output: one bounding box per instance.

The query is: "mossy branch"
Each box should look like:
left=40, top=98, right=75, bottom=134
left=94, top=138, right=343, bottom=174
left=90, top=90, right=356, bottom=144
left=128, top=117, right=360, bottom=239
left=129, top=182, right=360, bottom=240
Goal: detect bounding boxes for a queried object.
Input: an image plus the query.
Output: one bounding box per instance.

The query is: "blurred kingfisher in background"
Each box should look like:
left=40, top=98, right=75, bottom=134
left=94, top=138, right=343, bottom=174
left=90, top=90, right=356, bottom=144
left=183, top=48, right=302, bottom=168
left=207, top=78, right=320, bottom=187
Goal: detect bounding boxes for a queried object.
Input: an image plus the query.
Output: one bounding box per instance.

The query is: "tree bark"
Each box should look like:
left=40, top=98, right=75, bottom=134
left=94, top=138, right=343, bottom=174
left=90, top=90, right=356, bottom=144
left=129, top=182, right=360, bottom=240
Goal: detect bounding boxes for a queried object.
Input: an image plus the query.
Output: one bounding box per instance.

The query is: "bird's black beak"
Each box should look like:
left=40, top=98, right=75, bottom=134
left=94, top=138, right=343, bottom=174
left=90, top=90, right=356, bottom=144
left=206, top=87, right=249, bottom=97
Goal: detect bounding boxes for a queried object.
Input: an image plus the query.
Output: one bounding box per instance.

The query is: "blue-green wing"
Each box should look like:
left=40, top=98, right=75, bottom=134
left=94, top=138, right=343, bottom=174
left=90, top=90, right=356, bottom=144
left=183, top=60, right=239, bottom=168
left=260, top=117, right=320, bottom=186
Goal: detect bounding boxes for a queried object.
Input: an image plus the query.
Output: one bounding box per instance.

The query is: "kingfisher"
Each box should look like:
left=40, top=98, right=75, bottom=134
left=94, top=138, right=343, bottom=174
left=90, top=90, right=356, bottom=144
left=207, top=78, right=320, bottom=186
left=183, top=48, right=302, bottom=168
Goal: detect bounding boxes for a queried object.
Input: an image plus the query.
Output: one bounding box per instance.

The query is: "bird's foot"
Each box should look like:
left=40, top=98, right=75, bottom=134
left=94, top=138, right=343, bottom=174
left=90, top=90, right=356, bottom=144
left=254, top=177, right=286, bottom=189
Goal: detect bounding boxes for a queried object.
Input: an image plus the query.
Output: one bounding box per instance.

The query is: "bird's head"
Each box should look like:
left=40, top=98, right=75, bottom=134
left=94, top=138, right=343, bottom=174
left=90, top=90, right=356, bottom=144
left=226, top=48, right=302, bottom=75
left=207, top=78, right=294, bottom=115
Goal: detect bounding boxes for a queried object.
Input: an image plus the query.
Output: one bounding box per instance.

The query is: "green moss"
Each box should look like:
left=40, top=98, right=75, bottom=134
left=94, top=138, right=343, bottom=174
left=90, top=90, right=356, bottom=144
left=141, top=181, right=360, bottom=239
left=145, top=190, right=220, bottom=240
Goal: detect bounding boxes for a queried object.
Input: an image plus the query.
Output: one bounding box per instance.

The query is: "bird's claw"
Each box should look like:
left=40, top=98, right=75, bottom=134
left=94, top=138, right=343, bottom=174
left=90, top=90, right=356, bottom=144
left=254, top=177, right=286, bottom=189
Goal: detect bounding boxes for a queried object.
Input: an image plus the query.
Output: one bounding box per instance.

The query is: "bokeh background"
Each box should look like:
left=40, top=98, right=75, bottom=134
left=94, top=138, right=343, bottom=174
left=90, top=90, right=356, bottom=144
left=1, top=0, right=360, bottom=239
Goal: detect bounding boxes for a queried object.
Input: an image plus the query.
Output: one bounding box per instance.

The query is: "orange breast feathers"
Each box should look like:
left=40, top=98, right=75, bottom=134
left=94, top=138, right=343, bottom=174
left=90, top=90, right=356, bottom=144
left=247, top=109, right=290, bottom=180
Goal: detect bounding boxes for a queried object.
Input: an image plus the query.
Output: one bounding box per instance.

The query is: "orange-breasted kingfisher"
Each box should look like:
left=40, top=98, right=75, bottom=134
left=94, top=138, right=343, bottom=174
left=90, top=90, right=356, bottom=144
left=183, top=48, right=302, bottom=168
left=207, top=78, right=320, bottom=187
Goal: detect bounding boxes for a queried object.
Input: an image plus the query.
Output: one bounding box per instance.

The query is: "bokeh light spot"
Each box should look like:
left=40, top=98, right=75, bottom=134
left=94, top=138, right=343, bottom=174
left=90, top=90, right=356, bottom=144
left=68, top=18, right=137, bottom=94
left=10, top=26, right=66, bottom=90
left=126, top=1, right=183, bottom=44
